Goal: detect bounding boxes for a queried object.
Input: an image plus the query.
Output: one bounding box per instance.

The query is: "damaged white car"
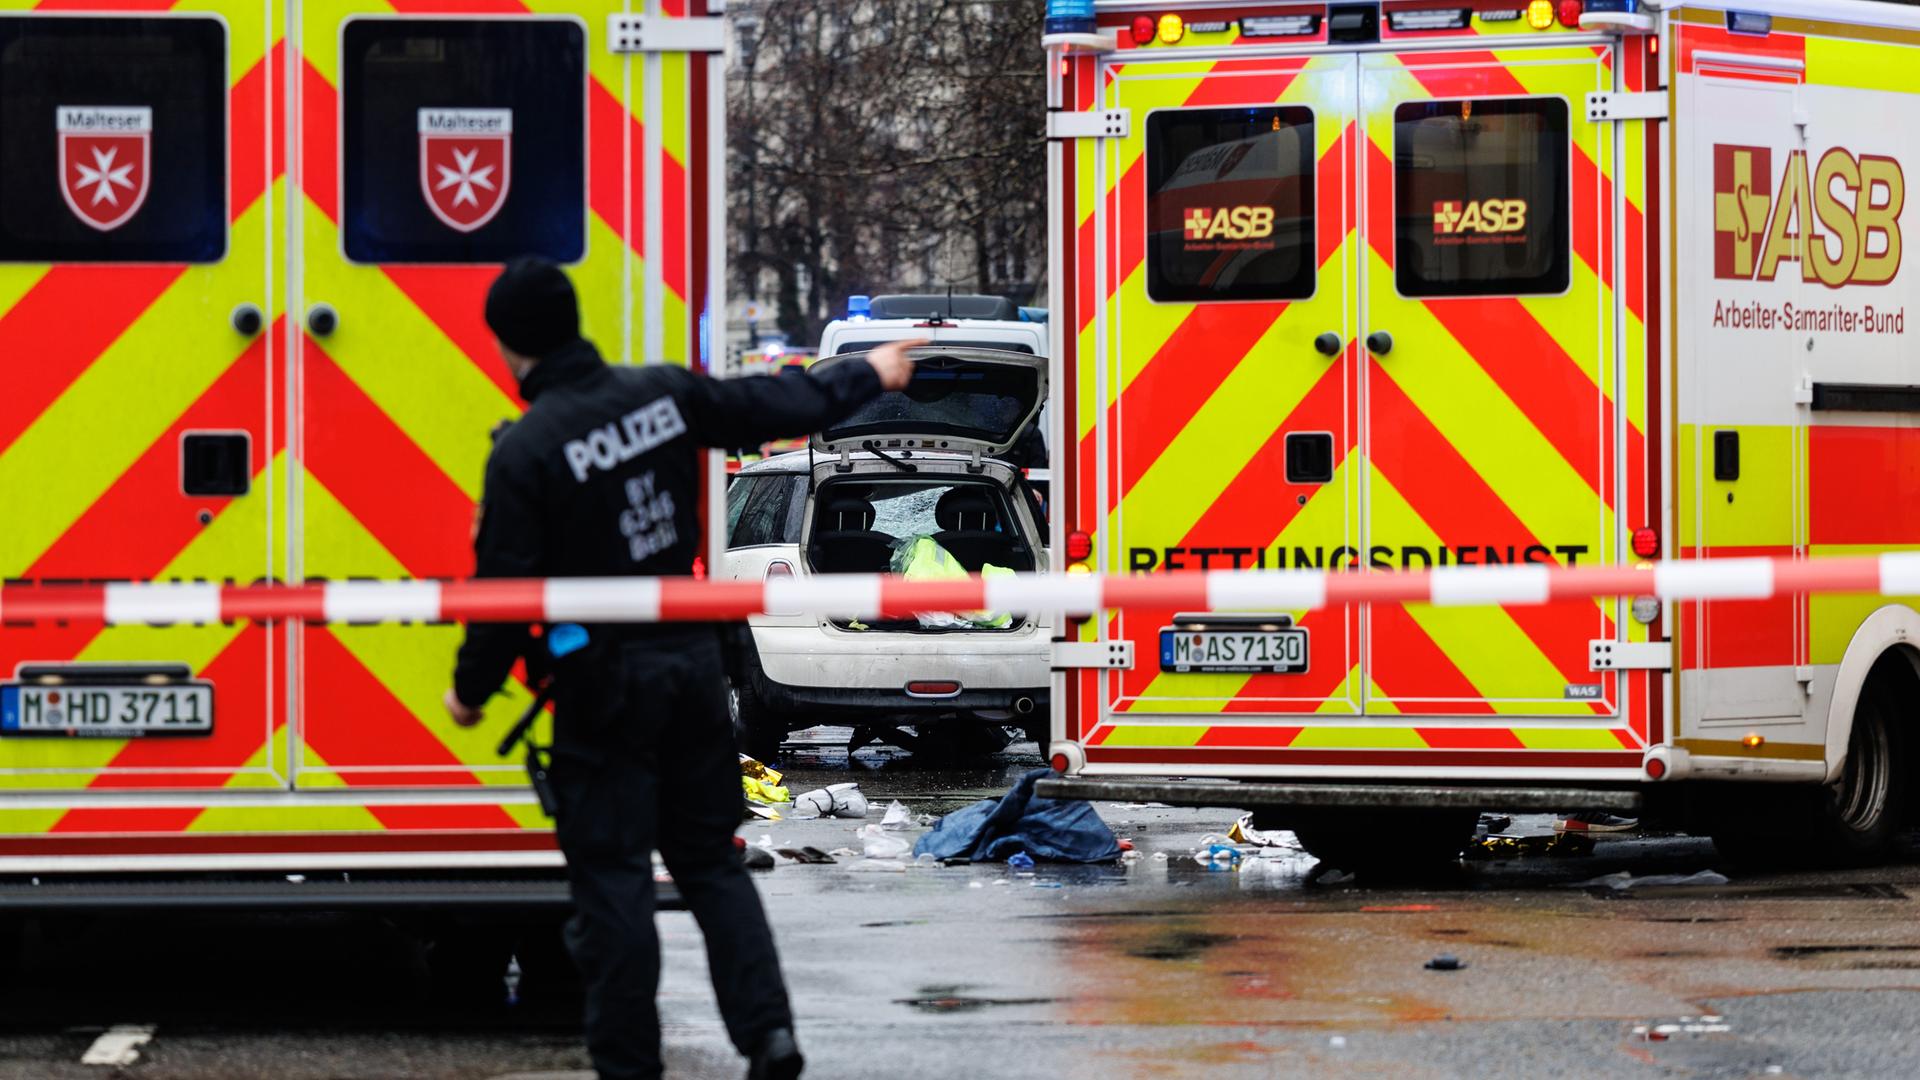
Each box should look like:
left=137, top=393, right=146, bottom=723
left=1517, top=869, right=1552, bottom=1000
left=720, top=348, right=1051, bottom=759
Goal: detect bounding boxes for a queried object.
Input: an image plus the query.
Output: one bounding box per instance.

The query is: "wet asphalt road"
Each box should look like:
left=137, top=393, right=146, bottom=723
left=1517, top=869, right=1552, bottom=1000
left=4, top=728, right=1920, bottom=1078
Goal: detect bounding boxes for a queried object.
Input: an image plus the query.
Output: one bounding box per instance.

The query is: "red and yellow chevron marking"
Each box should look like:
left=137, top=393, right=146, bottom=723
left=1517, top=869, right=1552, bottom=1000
left=0, top=0, right=708, bottom=842
left=1100, top=4, right=1599, bottom=52
left=1070, top=41, right=1652, bottom=757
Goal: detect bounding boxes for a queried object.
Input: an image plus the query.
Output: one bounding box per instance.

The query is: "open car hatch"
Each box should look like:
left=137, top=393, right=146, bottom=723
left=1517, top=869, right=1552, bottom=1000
left=812, top=347, right=1047, bottom=458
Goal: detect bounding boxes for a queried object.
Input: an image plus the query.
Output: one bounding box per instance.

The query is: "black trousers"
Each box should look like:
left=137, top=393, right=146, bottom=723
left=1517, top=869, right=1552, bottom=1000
left=549, top=632, right=793, bottom=1080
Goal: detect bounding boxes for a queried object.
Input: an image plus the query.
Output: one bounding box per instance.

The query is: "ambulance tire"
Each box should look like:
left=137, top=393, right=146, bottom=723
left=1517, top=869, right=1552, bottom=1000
left=1022, top=721, right=1050, bottom=755
left=424, top=924, right=515, bottom=1009
left=1710, top=679, right=1908, bottom=868
left=1287, top=809, right=1477, bottom=881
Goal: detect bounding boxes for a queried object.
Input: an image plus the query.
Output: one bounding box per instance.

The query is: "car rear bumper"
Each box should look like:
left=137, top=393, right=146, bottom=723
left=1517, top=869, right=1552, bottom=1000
left=757, top=678, right=1048, bottom=721
left=749, top=624, right=1050, bottom=691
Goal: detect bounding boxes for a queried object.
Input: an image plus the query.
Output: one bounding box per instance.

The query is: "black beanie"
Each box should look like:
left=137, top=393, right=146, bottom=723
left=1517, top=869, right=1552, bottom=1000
left=485, top=256, right=581, bottom=358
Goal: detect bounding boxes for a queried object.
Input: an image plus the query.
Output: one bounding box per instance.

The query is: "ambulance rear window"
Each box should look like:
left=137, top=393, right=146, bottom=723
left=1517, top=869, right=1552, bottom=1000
left=1393, top=98, right=1570, bottom=297
left=341, top=18, right=586, bottom=265
left=1144, top=106, right=1316, bottom=303
left=0, top=16, right=226, bottom=263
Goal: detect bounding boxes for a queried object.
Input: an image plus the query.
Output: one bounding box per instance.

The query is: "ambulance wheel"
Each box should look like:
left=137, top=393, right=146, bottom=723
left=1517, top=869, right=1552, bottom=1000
left=1022, top=721, right=1049, bottom=755
left=1290, top=809, right=1477, bottom=881
left=425, top=924, right=515, bottom=1008
left=1710, top=677, right=1908, bottom=867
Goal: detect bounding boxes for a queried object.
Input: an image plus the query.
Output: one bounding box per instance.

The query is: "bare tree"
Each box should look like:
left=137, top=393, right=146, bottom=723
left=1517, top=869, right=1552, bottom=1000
left=730, top=0, right=1047, bottom=345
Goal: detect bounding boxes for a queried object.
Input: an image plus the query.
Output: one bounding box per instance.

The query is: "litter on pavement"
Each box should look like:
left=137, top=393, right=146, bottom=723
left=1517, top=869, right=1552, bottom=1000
left=1465, top=832, right=1595, bottom=859
left=857, top=824, right=913, bottom=860
left=739, top=755, right=791, bottom=807
left=912, top=768, right=1122, bottom=864
left=1226, top=813, right=1299, bottom=849
left=794, top=782, right=870, bottom=819
left=1573, top=870, right=1730, bottom=891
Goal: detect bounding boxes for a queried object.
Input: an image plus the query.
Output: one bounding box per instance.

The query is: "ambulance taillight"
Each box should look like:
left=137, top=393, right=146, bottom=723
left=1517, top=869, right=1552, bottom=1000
left=1066, top=531, right=1093, bottom=565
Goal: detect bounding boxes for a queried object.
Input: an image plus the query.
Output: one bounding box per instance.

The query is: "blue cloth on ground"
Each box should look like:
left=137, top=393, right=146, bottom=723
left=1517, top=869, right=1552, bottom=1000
left=912, top=768, right=1121, bottom=863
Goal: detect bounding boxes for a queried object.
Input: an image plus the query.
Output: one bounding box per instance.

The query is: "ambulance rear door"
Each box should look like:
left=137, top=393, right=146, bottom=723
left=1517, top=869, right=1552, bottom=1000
left=0, top=7, right=282, bottom=801
left=291, top=2, right=721, bottom=796
left=1358, top=48, right=1621, bottom=721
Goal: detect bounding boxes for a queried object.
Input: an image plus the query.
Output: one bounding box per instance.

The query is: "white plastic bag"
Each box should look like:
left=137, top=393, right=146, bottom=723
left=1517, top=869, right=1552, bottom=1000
left=856, top=824, right=913, bottom=860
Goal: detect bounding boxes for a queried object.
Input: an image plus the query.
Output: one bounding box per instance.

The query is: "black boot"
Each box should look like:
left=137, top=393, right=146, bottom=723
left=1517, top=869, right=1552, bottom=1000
left=747, top=1027, right=804, bottom=1080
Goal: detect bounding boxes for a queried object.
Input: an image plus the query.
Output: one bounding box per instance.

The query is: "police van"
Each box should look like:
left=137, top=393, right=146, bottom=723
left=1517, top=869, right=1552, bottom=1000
left=722, top=299, right=1053, bottom=757
left=1037, top=0, right=1920, bottom=871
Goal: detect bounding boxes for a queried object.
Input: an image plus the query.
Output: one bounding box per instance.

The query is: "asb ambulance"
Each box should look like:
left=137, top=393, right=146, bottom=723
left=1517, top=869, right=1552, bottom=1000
left=0, top=1, right=724, bottom=899
left=1040, top=0, right=1920, bottom=868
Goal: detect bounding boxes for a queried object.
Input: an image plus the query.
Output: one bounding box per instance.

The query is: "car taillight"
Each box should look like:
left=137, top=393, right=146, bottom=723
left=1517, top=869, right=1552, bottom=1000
left=1557, top=0, right=1583, bottom=26
left=907, top=681, right=961, bottom=697
left=765, top=560, right=794, bottom=580
left=1050, top=752, right=1070, bottom=774
left=1066, top=530, right=1093, bottom=563
left=1631, top=527, right=1660, bottom=559
left=1645, top=756, right=1666, bottom=780
left=1526, top=0, right=1555, bottom=27
left=1130, top=15, right=1155, bottom=43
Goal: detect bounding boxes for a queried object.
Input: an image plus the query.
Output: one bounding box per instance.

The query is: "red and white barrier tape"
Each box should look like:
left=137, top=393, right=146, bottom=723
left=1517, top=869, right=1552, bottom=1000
left=2, top=554, right=1917, bottom=626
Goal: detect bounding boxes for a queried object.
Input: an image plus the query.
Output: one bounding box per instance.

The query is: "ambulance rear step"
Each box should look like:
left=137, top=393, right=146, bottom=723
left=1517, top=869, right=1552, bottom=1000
left=1034, top=778, right=1642, bottom=814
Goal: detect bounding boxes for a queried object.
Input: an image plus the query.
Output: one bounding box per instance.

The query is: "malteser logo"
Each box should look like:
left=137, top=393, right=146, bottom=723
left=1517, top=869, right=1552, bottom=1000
left=1713, top=143, right=1904, bottom=286
left=1183, top=205, right=1275, bottom=242
left=1433, top=198, right=1528, bottom=235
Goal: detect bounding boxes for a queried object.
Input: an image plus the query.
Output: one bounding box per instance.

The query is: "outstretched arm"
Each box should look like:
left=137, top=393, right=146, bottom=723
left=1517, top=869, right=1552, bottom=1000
left=680, top=340, right=920, bottom=449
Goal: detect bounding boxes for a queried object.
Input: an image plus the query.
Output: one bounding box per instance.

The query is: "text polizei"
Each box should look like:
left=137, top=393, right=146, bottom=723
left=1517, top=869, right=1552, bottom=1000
left=562, top=397, right=688, bottom=483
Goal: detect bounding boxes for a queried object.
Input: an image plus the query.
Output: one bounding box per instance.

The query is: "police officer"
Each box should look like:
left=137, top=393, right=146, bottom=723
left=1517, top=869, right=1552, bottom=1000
left=443, top=257, right=917, bottom=1080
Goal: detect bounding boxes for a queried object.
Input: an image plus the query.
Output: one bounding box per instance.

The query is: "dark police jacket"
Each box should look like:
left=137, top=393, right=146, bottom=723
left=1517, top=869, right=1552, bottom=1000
left=452, top=339, right=881, bottom=708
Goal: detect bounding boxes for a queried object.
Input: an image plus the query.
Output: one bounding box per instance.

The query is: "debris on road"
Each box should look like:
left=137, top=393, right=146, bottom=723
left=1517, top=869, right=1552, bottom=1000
left=1425, top=954, right=1467, bottom=971
left=740, top=755, right=792, bottom=807
left=1227, top=813, right=1299, bottom=849
left=775, top=847, right=836, bottom=865
left=881, top=800, right=914, bottom=830
left=742, top=775, right=790, bottom=806
left=857, top=824, right=913, bottom=860
left=914, top=768, right=1121, bottom=864
left=1574, top=870, right=1730, bottom=891
left=1464, top=832, right=1595, bottom=860
left=793, top=782, right=869, bottom=819
left=81, top=1025, right=157, bottom=1067
left=735, top=837, right=776, bottom=870
left=1006, top=852, right=1036, bottom=870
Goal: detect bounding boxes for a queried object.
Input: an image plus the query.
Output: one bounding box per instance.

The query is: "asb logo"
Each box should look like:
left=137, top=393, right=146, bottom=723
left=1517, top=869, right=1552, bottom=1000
left=57, top=106, right=151, bottom=232
left=1182, top=205, right=1275, bottom=241
left=1433, top=199, right=1528, bottom=235
left=1713, top=143, right=1905, bottom=286
left=419, top=108, right=512, bottom=233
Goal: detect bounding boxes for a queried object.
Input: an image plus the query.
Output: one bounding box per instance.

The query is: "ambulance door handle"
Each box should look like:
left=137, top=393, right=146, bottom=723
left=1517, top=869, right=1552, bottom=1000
left=1313, top=332, right=1343, bottom=357
left=1365, top=331, right=1393, bottom=356
left=307, top=303, right=338, bottom=337
left=231, top=303, right=263, bottom=337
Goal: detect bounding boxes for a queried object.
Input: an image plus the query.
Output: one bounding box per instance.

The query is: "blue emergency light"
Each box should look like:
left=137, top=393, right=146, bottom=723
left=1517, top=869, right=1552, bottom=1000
left=847, top=295, right=872, bottom=321
left=1044, top=0, right=1096, bottom=36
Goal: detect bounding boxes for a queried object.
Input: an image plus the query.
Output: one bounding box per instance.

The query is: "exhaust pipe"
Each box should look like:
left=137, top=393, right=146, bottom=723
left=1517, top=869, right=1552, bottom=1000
left=1014, top=697, right=1035, bottom=715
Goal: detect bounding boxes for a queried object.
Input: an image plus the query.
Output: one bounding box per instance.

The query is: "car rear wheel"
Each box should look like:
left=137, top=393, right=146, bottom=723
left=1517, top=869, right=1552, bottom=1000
left=728, top=675, right=785, bottom=763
